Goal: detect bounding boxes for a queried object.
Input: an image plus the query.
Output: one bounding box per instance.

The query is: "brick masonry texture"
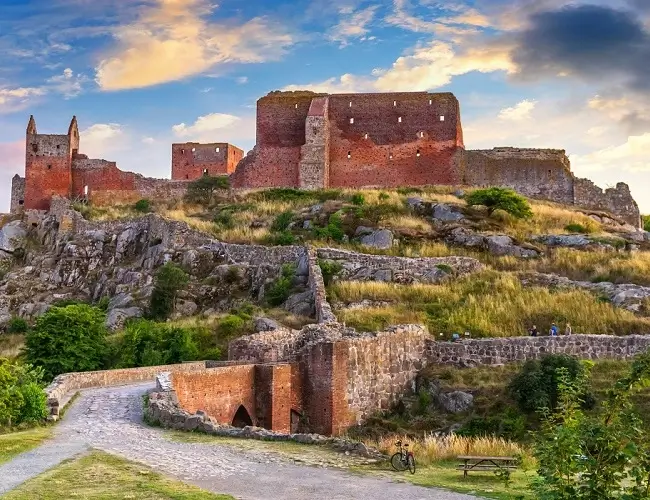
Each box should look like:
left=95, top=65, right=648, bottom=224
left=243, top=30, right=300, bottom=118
left=11, top=95, right=641, bottom=228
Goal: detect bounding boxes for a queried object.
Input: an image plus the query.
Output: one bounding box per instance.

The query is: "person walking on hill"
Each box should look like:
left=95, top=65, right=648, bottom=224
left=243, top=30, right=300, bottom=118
left=549, top=323, right=558, bottom=336
left=565, top=322, right=572, bottom=335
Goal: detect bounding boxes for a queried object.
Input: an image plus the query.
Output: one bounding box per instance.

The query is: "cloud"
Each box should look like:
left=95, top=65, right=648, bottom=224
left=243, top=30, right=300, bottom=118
left=386, top=0, right=490, bottom=36
left=509, top=4, right=650, bottom=90
left=329, top=5, right=378, bottom=47
left=236, top=76, right=248, bottom=84
left=172, top=113, right=242, bottom=139
left=46, top=68, right=88, bottom=98
left=571, top=133, right=650, bottom=174
left=142, top=137, right=156, bottom=144
left=95, top=0, right=295, bottom=91
left=80, top=123, right=125, bottom=158
left=498, top=99, right=537, bottom=121
left=284, top=40, right=514, bottom=93
left=0, top=87, right=46, bottom=113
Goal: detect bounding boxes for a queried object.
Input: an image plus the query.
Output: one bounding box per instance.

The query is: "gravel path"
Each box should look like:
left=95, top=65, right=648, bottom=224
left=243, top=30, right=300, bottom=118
left=0, top=384, right=478, bottom=499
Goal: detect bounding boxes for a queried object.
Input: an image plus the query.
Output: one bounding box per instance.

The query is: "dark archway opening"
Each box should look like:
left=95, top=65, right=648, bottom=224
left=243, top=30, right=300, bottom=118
left=232, top=405, right=253, bottom=428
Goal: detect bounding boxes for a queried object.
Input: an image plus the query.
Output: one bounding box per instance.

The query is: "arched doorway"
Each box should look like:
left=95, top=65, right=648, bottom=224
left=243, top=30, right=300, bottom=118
left=231, top=405, right=253, bottom=428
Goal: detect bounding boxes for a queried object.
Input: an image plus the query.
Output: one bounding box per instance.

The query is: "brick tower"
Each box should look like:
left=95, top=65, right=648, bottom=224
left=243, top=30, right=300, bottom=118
left=23, top=116, right=78, bottom=210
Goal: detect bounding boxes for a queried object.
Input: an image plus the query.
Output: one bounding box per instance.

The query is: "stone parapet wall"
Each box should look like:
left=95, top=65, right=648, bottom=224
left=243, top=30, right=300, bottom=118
left=426, top=334, right=650, bottom=366
left=316, top=247, right=482, bottom=283
left=44, top=361, right=207, bottom=418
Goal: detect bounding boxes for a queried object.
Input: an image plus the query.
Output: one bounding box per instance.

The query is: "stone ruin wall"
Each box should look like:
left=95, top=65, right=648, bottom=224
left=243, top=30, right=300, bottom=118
left=171, top=143, right=243, bottom=180
left=10, top=175, right=25, bottom=214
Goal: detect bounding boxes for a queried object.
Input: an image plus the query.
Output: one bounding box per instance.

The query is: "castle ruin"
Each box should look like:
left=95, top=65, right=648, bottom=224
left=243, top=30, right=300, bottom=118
left=10, top=91, right=642, bottom=228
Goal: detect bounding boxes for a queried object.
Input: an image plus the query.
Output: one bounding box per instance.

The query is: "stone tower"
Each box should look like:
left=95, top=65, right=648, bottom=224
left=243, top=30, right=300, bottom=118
left=23, top=116, right=77, bottom=210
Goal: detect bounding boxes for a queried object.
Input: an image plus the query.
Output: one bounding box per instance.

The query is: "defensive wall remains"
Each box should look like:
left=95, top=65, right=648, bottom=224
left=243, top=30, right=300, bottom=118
left=10, top=91, right=641, bottom=228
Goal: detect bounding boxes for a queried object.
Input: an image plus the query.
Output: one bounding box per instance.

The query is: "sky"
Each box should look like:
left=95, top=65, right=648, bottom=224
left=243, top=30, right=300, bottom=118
left=0, top=0, right=649, bottom=213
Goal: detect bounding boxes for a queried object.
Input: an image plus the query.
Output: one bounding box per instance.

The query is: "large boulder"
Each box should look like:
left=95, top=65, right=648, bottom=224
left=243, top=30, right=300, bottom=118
left=282, top=290, right=315, bottom=317
left=438, top=391, right=474, bottom=414
left=106, top=307, right=143, bottom=331
left=254, top=317, right=280, bottom=332
left=0, top=221, right=27, bottom=256
left=432, top=203, right=464, bottom=222
left=359, top=229, right=394, bottom=250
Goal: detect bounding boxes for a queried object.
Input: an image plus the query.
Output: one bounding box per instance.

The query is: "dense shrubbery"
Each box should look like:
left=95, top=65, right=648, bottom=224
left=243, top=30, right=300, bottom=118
left=6, top=317, right=28, bottom=334
left=149, top=262, right=189, bottom=320
left=184, top=175, right=230, bottom=206
left=0, top=358, right=48, bottom=428
left=266, top=264, right=297, bottom=306
left=318, top=259, right=342, bottom=286
left=313, top=212, right=346, bottom=242
left=509, top=354, right=595, bottom=413
left=465, top=187, right=533, bottom=219
left=24, top=304, right=107, bottom=381
left=644, top=215, right=650, bottom=232
left=133, top=199, right=152, bottom=213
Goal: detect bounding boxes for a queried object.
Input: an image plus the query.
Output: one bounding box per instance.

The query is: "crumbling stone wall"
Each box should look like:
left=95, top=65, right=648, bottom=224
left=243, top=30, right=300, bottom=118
left=299, top=97, right=330, bottom=189
left=171, top=143, right=243, bottom=180
left=426, top=334, right=650, bottom=366
left=10, top=175, right=25, bottom=214
left=573, top=179, right=641, bottom=228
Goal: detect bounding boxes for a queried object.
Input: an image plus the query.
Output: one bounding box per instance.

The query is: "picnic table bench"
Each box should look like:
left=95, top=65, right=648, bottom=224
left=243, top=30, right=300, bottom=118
left=456, top=455, right=518, bottom=478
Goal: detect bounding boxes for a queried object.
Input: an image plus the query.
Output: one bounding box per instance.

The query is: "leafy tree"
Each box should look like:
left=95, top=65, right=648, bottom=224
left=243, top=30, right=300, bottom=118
left=133, top=199, right=152, bottom=213
left=643, top=215, right=650, bottom=232
left=465, top=187, right=533, bottom=219
left=509, top=354, right=595, bottom=413
left=149, top=262, right=190, bottom=320
left=24, top=304, right=107, bottom=380
left=184, top=175, right=230, bottom=206
left=532, top=351, right=650, bottom=499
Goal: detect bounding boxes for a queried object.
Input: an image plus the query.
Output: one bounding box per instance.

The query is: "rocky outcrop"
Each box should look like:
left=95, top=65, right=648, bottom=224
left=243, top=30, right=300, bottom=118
left=446, top=228, right=540, bottom=258
left=0, top=220, right=27, bottom=258
left=356, top=227, right=394, bottom=249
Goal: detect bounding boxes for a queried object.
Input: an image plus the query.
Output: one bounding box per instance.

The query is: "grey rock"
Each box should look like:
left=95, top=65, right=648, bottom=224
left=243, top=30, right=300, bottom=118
left=453, top=189, right=465, bottom=198
left=254, top=317, right=280, bottom=332
left=438, top=391, right=474, bottom=414
left=534, top=234, right=591, bottom=247
left=354, top=226, right=374, bottom=236
left=447, top=227, right=485, bottom=247
left=406, top=197, right=424, bottom=209
left=108, top=293, right=134, bottom=310
left=105, top=307, right=143, bottom=331
left=309, top=204, right=323, bottom=215
left=174, top=300, right=198, bottom=318
left=183, top=415, right=203, bottom=431
left=359, top=229, right=394, bottom=250
left=0, top=221, right=27, bottom=254
left=373, top=269, right=393, bottom=282
left=432, top=203, right=464, bottom=222
left=282, top=290, right=315, bottom=317
left=18, top=302, right=50, bottom=319
left=485, top=235, right=514, bottom=255
left=302, top=220, right=312, bottom=230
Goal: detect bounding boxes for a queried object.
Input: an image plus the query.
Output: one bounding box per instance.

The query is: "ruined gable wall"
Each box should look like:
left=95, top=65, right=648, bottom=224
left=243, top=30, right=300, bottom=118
left=171, top=143, right=242, bottom=180
left=574, top=179, right=641, bottom=228
left=231, top=92, right=327, bottom=188
left=328, top=93, right=464, bottom=188
left=24, top=134, right=72, bottom=210
left=299, top=97, right=330, bottom=189
left=10, top=175, right=25, bottom=214
left=71, top=158, right=188, bottom=206
left=463, top=148, right=575, bottom=204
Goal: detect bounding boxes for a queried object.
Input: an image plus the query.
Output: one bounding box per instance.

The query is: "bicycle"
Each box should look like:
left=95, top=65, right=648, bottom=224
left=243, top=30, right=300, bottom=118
left=390, top=440, right=416, bottom=474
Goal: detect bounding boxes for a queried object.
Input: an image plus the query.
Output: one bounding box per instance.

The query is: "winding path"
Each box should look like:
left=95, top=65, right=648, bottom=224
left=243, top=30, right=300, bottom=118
left=0, top=384, right=477, bottom=499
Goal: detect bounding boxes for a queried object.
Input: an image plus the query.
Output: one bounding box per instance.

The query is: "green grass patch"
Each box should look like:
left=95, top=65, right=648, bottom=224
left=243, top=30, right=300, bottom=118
left=0, top=426, right=52, bottom=464
left=3, top=450, right=234, bottom=499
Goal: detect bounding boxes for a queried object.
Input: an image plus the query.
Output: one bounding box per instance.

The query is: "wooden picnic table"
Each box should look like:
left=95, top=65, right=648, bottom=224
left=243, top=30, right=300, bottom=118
left=456, top=455, right=518, bottom=478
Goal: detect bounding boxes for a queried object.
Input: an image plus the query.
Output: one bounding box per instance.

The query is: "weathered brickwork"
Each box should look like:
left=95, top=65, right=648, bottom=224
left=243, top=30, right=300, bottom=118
left=171, top=143, right=243, bottom=180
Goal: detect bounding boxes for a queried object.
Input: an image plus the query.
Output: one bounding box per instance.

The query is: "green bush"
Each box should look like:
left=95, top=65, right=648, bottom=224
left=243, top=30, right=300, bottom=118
left=217, top=315, right=246, bottom=339
left=267, top=231, right=296, bottom=246
left=318, top=259, right=342, bottom=286
left=457, top=409, right=527, bottom=440
left=266, top=264, right=296, bottom=306
left=378, top=192, right=390, bottom=201
left=643, top=215, right=650, bottom=232
left=313, top=212, right=346, bottom=242
left=7, top=317, right=28, bottom=334
left=0, top=358, right=48, bottom=427
left=149, top=262, right=190, bottom=320
left=350, top=193, right=365, bottom=206
left=184, top=175, right=230, bottom=206
left=112, top=320, right=200, bottom=368
left=24, top=304, right=107, bottom=380
left=564, top=223, right=589, bottom=234
left=465, top=187, right=533, bottom=219
left=133, top=199, right=152, bottom=213
left=271, top=211, right=294, bottom=232
left=509, top=354, right=595, bottom=413
left=213, top=210, right=235, bottom=229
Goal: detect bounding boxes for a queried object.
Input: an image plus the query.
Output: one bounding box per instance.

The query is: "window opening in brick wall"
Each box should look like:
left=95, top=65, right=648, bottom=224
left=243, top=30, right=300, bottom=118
left=186, top=174, right=189, bottom=179
left=393, top=100, right=397, bottom=107
left=181, top=148, right=185, bottom=154
left=347, top=151, right=351, bottom=159
left=389, top=153, right=393, bottom=160
left=440, top=115, right=445, bottom=121
left=349, top=101, right=352, bottom=107
left=295, top=103, right=298, bottom=109
left=192, top=147, right=196, bottom=152
left=419, top=131, right=424, bottom=138
left=32, top=143, right=38, bottom=153
left=56, top=145, right=60, bottom=149
left=364, top=133, right=368, bottom=139
left=203, top=169, right=208, bottom=175
left=47, top=164, right=52, bottom=170
left=349, top=118, right=354, bottom=124
left=398, top=116, right=402, bottom=123
left=416, top=149, right=421, bottom=157
left=18, top=200, right=24, bottom=205
left=429, top=99, right=432, bottom=105
left=216, top=147, right=220, bottom=152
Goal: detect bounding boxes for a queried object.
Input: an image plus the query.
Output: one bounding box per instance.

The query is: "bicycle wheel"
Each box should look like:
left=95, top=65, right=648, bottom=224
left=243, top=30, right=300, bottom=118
left=391, top=452, right=407, bottom=471
left=407, top=454, right=416, bottom=474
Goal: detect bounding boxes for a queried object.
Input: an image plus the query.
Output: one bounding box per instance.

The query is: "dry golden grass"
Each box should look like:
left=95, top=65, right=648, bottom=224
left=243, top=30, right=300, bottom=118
left=383, top=215, right=433, bottom=233
left=0, top=334, right=25, bottom=360
left=364, top=433, right=528, bottom=466
left=330, top=272, right=650, bottom=336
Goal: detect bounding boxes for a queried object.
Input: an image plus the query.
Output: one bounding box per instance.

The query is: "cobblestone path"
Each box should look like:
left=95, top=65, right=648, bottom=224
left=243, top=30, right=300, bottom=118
left=0, top=384, right=477, bottom=499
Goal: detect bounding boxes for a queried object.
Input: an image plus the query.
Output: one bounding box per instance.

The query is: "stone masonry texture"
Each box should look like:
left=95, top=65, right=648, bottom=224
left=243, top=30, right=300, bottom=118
left=12, top=94, right=641, bottom=227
